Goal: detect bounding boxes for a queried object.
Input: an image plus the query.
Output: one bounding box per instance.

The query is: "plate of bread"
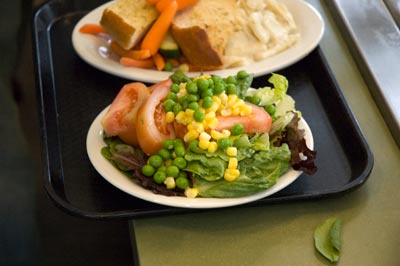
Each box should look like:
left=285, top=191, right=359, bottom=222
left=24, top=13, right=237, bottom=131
left=72, top=0, right=324, bottom=83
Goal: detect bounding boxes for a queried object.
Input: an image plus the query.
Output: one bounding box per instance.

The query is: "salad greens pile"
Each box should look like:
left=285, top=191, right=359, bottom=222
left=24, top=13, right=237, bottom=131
left=101, top=70, right=316, bottom=198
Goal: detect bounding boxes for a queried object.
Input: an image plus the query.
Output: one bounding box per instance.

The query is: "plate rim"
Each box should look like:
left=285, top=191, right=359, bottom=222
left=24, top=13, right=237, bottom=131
left=72, top=0, right=325, bottom=83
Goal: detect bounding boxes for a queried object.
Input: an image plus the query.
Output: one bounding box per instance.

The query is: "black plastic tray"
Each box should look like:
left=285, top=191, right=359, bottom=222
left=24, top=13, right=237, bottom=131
left=33, top=0, right=373, bottom=220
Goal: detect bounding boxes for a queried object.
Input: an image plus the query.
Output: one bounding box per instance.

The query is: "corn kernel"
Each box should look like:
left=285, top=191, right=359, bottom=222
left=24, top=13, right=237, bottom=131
left=226, top=147, right=237, bottom=156
left=188, top=122, right=204, bottom=133
left=165, top=111, right=175, bottom=123
left=175, top=111, right=186, bottom=124
left=184, top=188, right=199, bottom=198
left=199, top=132, right=211, bottom=142
left=228, top=157, right=238, bottom=169
left=220, top=108, right=232, bottom=117
left=222, top=129, right=231, bottom=137
left=184, top=129, right=199, bottom=142
left=212, top=96, right=221, bottom=105
left=179, top=64, right=189, bottom=73
left=240, top=105, right=252, bottom=116
left=164, top=177, right=176, bottom=189
left=211, top=130, right=225, bottom=140
left=228, top=94, right=238, bottom=105
left=224, top=169, right=240, bottom=182
left=207, top=102, right=220, bottom=113
left=199, top=139, right=210, bottom=150
left=219, top=93, right=228, bottom=105
left=207, top=141, right=218, bottom=153
left=204, top=117, right=218, bottom=130
left=232, top=107, right=240, bottom=116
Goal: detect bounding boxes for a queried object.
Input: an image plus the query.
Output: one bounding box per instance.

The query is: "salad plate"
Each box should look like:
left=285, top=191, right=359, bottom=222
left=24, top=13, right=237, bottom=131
left=86, top=106, right=314, bottom=209
left=72, top=0, right=324, bottom=83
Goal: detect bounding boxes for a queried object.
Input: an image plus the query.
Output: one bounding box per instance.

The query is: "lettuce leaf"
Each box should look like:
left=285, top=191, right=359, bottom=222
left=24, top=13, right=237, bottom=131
left=192, top=144, right=291, bottom=198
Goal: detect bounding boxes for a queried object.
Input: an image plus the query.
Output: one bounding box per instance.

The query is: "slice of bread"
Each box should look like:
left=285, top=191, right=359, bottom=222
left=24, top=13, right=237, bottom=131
left=171, top=0, right=242, bottom=68
left=100, top=0, right=159, bottom=50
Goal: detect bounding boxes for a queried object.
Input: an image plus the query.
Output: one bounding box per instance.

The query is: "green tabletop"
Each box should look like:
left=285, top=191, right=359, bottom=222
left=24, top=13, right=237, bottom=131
left=131, top=1, right=400, bottom=265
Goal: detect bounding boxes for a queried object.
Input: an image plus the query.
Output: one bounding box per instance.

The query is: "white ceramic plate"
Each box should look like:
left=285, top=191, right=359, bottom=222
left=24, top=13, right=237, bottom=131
left=86, top=107, right=314, bottom=209
left=72, top=0, right=324, bottom=83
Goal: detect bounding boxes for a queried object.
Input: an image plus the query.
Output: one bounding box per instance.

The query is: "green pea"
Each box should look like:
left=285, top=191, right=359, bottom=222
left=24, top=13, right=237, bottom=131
left=188, top=139, right=199, bottom=150
left=217, top=137, right=231, bottom=149
left=213, top=82, right=225, bottom=94
left=170, top=83, right=180, bottom=93
left=166, top=92, right=177, bottom=101
left=174, top=138, right=184, bottom=147
left=163, top=99, right=175, bottom=112
left=202, top=96, right=213, bottom=109
left=188, top=102, right=199, bottom=110
left=148, top=154, right=163, bottom=168
left=231, top=123, right=244, bottom=136
left=163, top=139, right=175, bottom=150
left=178, top=96, right=189, bottom=109
left=193, top=109, right=205, bottom=122
left=173, top=157, right=187, bottom=169
left=174, top=145, right=186, bottom=157
left=166, top=165, right=180, bottom=178
left=187, top=94, right=199, bottom=103
left=226, top=84, right=237, bottom=95
left=225, top=76, right=237, bottom=84
left=153, top=171, right=166, bottom=184
left=264, top=104, right=276, bottom=115
left=186, top=81, right=198, bottom=94
left=141, top=165, right=155, bottom=177
left=176, top=176, right=189, bottom=189
left=158, top=148, right=171, bottom=160
left=237, top=70, right=248, bottom=79
left=201, top=89, right=213, bottom=98
left=197, top=78, right=209, bottom=92
left=250, top=95, right=261, bottom=105
left=173, top=103, right=183, bottom=115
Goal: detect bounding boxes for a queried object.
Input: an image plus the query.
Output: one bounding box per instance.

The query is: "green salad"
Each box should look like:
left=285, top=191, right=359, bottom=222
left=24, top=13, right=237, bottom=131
left=101, top=70, right=317, bottom=198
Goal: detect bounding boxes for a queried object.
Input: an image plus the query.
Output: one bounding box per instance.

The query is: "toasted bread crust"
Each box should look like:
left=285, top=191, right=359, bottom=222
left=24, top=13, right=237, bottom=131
left=171, top=0, right=240, bottom=68
left=100, top=0, right=158, bottom=50
left=171, top=25, right=222, bottom=67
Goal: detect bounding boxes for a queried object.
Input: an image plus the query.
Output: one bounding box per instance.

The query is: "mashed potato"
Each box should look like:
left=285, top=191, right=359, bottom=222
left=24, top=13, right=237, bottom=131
left=223, top=0, right=300, bottom=68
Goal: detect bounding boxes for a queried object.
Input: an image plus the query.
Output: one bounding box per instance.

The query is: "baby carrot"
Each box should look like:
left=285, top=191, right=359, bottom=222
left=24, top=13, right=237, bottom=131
left=110, top=41, right=131, bottom=57
left=79, top=24, right=106, bottom=34
left=156, top=0, right=172, bottom=12
left=141, top=0, right=178, bottom=55
left=152, top=53, right=166, bottom=71
left=120, top=57, right=155, bottom=69
left=177, top=0, right=198, bottom=10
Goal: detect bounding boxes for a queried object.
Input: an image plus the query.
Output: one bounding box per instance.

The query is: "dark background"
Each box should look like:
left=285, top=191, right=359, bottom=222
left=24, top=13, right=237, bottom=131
left=0, top=0, right=134, bottom=265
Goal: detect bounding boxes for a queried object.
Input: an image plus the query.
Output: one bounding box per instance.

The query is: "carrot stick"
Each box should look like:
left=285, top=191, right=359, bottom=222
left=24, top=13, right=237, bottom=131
left=129, top=49, right=151, bottom=60
left=79, top=24, right=106, bottom=34
left=120, top=57, right=155, bottom=69
left=156, top=0, right=172, bottom=12
left=152, top=53, right=166, bottom=71
left=176, top=0, right=198, bottom=10
left=110, top=41, right=131, bottom=57
left=141, top=0, right=178, bottom=55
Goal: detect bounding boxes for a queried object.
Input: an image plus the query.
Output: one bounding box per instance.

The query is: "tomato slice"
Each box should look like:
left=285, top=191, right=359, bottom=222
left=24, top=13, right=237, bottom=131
left=136, top=79, right=176, bottom=155
left=101, top=82, right=150, bottom=146
left=215, top=103, right=272, bottom=134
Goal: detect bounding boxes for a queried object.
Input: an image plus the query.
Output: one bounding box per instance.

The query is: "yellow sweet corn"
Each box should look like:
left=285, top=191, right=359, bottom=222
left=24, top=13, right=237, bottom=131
left=184, top=129, right=199, bottom=142
left=199, top=132, right=211, bottom=142
left=226, top=147, right=237, bottom=156
left=164, top=177, right=176, bottom=189
left=207, top=141, right=218, bottom=153
left=184, top=188, right=199, bottom=198
left=228, top=157, right=238, bottom=169
left=224, top=168, right=240, bottom=182
left=199, top=139, right=210, bottom=150
left=165, top=111, right=175, bottom=123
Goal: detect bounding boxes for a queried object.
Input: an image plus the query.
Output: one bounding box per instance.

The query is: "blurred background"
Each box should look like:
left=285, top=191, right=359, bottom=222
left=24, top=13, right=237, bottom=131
left=0, top=0, right=134, bottom=265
